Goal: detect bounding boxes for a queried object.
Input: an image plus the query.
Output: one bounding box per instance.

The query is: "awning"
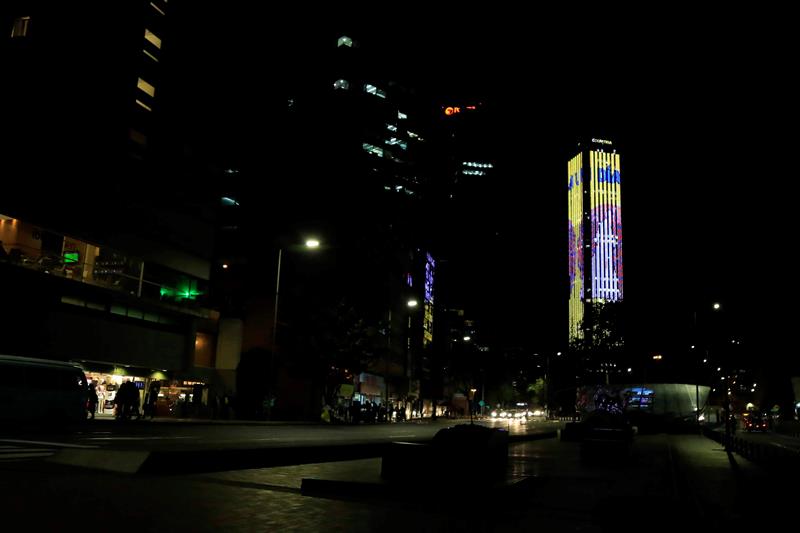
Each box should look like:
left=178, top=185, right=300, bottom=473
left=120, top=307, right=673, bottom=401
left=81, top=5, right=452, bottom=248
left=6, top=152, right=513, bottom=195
left=71, top=359, right=171, bottom=379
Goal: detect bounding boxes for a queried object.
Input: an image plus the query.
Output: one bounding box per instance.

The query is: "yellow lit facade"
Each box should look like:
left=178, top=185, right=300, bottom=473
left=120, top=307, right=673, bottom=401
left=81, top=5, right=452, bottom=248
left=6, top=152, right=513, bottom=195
left=568, top=141, right=623, bottom=342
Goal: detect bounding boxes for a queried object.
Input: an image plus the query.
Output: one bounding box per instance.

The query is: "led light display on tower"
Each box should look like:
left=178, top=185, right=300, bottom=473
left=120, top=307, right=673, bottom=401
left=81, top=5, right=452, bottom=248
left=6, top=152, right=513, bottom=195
left=568, top=140, right=623, bottom=342
left=589, top=149, right=623, bottom=303
left=423, top=252, right=435, bottom=347
left=567, top=153, right=584, bottom=340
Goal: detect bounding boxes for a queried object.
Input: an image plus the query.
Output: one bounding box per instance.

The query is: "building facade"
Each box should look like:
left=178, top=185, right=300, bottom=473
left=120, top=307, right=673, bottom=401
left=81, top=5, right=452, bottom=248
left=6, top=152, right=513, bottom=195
left=1, top=1, right=237, bottom=416
left=567, top=138, right=624, bottom=343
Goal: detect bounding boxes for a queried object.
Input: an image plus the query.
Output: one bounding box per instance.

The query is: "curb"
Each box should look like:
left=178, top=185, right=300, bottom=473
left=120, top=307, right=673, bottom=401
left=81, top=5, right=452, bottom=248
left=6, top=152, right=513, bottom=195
left=46, top=429, right=559, bottom=475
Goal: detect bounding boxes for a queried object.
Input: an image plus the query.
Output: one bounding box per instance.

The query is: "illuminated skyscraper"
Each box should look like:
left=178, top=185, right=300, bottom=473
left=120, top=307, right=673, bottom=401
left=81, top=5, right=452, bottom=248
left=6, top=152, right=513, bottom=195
left=568, top=138, right=623, bottom=343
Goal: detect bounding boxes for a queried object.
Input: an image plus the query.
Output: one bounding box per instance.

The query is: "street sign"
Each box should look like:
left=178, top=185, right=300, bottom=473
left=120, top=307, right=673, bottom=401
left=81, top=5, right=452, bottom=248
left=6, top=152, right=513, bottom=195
left=478, top=400, right=486, bottom=407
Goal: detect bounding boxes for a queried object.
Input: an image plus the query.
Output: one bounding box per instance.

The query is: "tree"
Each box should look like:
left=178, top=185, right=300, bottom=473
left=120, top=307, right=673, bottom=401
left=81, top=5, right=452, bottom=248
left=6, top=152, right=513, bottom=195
left=291, top=296, right=385, bottom=413
left=569, top=300, right=625, bottom=384
left=527, top=377, right=546, bottom=407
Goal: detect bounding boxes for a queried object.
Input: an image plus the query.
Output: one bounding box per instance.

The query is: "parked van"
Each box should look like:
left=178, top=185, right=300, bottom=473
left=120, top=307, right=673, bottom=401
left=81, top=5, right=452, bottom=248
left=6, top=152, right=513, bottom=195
left=0, top=354, right=88, bottom=424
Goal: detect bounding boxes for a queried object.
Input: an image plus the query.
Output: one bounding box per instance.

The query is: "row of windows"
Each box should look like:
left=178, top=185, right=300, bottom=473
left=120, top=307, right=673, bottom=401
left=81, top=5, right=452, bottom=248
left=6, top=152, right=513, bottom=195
left=133, top=19, right=164, bottom=147
left=333, top=80, right=389, bottom=99
left=61, top=296, right=176, bottom=325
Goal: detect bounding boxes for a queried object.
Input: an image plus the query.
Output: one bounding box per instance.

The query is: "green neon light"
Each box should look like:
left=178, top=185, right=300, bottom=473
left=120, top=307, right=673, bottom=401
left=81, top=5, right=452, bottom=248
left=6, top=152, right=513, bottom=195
left=160, top=281, right=202, bottom=301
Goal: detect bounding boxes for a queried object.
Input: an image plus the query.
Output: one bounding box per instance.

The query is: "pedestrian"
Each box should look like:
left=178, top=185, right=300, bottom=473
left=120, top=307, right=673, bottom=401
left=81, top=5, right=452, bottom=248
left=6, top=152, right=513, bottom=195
left=87, top=383, right=98, bottom=419
left=97, top=386, right=105, bottom=414
left=146, top=381, right=160, bottom=419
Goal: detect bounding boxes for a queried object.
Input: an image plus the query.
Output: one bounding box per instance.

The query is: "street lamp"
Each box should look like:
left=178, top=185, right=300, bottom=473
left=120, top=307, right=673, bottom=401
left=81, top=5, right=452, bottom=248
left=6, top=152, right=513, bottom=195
left=270, top=239, right=321, bottom=407
left=693, top=302, right=722, bottom=433
left=405, top=299, right=418, bottom=410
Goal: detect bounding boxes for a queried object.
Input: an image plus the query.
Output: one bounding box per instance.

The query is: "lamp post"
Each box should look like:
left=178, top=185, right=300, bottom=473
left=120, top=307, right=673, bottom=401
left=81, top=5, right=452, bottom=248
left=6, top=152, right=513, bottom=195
left=270, top=239, right=320, bottom=412
left=693, top=302, right=721, bottom=433
left=709, top=303, right=734, bottom=450
left=405, top=299, right=417, bottom=419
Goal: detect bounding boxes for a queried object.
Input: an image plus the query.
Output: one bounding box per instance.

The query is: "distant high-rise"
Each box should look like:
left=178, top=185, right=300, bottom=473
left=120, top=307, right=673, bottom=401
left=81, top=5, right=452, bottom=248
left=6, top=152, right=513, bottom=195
left=568, top=138, right=623, bottom=343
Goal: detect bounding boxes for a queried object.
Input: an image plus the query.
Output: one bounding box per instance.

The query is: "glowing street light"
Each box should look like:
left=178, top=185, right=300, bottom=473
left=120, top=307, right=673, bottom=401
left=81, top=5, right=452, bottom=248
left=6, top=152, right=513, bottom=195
left=271, top=238, right=321, bottom=411
left=407, top=299, right=418, bottom=308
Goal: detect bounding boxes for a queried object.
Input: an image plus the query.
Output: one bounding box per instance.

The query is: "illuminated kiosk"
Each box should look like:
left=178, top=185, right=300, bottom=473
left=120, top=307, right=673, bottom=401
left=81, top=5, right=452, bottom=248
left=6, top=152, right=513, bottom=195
left=568, top=138, right=623, bottom=345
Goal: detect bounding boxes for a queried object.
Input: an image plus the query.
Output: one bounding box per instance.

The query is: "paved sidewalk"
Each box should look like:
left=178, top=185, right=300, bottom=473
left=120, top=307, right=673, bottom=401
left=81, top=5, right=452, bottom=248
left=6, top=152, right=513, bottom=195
left=2, top=432, right=784, bottom=532
left=667, top=433, right=786, bottom=530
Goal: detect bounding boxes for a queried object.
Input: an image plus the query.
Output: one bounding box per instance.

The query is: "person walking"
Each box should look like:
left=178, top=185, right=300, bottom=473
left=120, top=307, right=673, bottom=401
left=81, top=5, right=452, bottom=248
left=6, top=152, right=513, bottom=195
left=87, top=383, right=98, bottom=419
left=96, top=387, right=105, bottom=414
left=145, top=381, right=160, bottom=419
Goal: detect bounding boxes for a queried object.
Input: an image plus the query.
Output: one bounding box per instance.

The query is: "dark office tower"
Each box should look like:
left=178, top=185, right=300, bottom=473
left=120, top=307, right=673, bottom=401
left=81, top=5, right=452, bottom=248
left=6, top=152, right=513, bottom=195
left=567, top=138, right=624, bottom=345
left=1, top=2, right=235, bottom=398
left=322, top=35, right=433, bottom=212
left=436, top=103, right=496, bottom=203
left=4, top=2, right=172, bottom=179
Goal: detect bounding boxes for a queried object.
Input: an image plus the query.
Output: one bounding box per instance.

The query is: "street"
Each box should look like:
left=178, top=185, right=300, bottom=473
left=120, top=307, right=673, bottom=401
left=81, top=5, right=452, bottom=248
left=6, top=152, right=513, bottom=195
left=2, top=425, right=796, bottom=531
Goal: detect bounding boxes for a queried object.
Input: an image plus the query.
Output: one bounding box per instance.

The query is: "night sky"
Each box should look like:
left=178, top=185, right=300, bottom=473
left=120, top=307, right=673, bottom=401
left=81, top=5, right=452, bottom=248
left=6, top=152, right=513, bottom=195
left=174, top=6, right=795, bottom=366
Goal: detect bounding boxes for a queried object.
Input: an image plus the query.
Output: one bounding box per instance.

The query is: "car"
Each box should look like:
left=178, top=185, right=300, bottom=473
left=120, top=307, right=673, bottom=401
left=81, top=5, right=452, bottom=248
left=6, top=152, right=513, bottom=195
left=0, top=354, right=88, bottom=424
left=742, top=413, right=768, bottom=432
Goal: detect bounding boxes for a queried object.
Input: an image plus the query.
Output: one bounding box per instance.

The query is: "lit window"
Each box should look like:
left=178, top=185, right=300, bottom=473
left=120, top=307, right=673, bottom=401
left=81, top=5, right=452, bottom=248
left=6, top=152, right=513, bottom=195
left=362, top=143, right=384, bottom=157
left=385, top=138, right=407, bottom=150
left=144, top=29, right=162, bottom=49
left=10, top=16, right=31, bottom=38
left=364, top=84, right=386, bottom=98
left=333, top=79, right=350, bottom=90
left=143, top=48, right=159, bottom=62
left=337, top=36, right=353, bottom=48
left=129, top=129, right=147, bottom=146
left=135, top=99, right=152, bottom=111
left=150, top=2, right=166, bottom=15
left=137, top=78, right=156, bottom=97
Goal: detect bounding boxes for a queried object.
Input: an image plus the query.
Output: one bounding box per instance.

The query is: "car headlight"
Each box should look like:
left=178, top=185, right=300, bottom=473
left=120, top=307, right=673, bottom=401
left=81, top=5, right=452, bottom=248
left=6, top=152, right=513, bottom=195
left=491, top=411, right=498, bottom=417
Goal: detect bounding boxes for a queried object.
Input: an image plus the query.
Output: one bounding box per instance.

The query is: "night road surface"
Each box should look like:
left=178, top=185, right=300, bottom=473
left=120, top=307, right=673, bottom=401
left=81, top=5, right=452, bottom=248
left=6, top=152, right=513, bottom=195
left=1, top=433, right=792, bottom=532
left=0, top=417, right=560, bottom=454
